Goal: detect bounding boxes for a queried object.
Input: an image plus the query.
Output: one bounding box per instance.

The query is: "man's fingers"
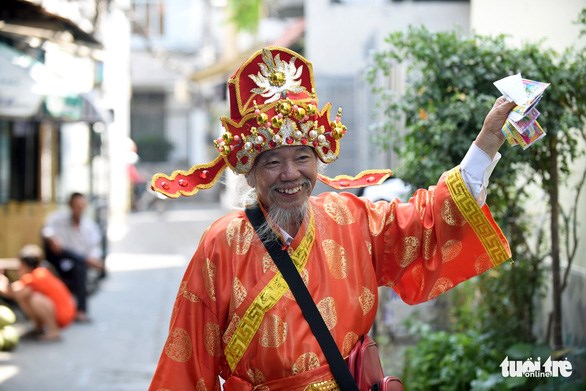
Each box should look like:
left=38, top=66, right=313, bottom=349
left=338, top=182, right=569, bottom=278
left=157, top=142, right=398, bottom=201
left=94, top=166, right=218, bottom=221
left=495, top=96, right=509, bottom=105
left=492, top=97, right=516, bottom=115
left=494, top=96, right=515, bottom=108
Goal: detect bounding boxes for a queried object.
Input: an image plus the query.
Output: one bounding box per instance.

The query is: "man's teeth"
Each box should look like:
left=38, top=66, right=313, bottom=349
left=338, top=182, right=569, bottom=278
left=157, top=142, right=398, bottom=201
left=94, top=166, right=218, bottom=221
left=278, top=185, right=302, bottom=194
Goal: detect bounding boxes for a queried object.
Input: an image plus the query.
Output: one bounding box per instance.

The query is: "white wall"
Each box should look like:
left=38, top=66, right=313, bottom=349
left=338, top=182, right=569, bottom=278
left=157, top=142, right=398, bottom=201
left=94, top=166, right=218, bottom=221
left=59, top=122, right=91, bottom=197
left=164, top=0, right=203, bottom=50
left=306, top=0, right=470, bottom=76
left=471, top=0, right=586, bottom=51
left=101, top=2, right=133, bottom=221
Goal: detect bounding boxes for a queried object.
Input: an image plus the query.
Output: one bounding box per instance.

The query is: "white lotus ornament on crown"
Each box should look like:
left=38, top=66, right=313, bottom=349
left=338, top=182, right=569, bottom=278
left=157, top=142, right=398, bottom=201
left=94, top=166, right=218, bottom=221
left=249, top=49, right=305, bottom=103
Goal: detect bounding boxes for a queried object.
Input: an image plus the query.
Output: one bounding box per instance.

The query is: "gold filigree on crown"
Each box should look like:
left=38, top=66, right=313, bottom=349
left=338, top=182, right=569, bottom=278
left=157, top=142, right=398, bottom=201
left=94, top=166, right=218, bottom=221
left=215, top=48, right=347, bottom=174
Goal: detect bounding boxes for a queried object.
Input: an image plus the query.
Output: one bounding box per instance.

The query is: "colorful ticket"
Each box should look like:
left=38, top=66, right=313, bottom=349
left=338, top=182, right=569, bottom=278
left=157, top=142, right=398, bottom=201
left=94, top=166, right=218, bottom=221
left=494, top=73, right=549, bottom=149
left=510, top=107, right=540, bottom=135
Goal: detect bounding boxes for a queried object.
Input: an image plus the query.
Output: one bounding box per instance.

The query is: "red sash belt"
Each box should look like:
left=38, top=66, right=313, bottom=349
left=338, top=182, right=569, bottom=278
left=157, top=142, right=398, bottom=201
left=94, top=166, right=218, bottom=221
left=224, top=364, right=337, bottom=391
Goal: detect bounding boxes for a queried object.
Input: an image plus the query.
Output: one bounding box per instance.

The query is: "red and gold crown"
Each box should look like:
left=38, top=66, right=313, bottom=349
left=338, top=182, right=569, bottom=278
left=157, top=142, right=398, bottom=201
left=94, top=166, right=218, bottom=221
left=152, top=47, right=391, bottom=198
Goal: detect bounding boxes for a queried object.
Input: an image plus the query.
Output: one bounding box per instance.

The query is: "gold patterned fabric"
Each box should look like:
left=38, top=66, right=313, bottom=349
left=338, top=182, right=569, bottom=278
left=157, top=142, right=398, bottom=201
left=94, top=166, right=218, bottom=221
left=305, top=379, right=340, bottom=390
left=224, top=210, right=315, bottom=370
left=149, top=170, right=510, bottom=391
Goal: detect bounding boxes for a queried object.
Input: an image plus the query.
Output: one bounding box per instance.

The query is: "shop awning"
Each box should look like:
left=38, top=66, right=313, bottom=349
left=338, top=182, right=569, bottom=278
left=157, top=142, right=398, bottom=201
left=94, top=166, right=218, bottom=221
left=0, top=42, right=107, bottom=122
left=0, top=0, right=102, bottom=49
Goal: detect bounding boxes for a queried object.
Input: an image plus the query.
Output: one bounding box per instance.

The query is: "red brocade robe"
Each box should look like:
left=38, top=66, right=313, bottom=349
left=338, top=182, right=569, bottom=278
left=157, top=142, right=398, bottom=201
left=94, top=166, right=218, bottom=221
left=149, top=167, right=510, bottom=391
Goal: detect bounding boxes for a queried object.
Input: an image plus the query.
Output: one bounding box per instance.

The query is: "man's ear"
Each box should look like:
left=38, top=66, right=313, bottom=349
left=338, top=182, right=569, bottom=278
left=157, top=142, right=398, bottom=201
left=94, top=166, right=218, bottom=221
left=245, top=171, right=256, bottom=188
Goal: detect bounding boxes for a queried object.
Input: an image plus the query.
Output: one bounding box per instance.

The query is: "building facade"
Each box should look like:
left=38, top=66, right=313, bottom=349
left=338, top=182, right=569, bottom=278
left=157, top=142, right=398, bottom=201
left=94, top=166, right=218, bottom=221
left=0, top=0, right=131, bottom=259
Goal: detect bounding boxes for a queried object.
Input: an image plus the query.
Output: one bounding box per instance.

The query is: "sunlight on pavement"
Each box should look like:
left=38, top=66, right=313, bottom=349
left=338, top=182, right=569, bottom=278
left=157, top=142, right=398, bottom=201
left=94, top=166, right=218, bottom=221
left=105, top=253, right=186, bottom=272
left=108, top=222, right=129, bottom=242
left=0, top=363, right=18, bottom=383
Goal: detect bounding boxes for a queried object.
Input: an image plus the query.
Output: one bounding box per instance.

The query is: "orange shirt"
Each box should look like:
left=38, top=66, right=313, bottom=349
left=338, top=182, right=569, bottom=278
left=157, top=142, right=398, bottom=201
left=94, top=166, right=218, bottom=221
left=20, top=267, right=77, bottom=327
left=149, top=168, right=510, bottom=391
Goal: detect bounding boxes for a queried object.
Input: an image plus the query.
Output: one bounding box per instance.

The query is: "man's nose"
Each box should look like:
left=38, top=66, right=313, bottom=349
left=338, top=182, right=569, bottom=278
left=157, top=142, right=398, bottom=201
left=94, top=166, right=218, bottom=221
left=280, top=160, right=301, bottom=180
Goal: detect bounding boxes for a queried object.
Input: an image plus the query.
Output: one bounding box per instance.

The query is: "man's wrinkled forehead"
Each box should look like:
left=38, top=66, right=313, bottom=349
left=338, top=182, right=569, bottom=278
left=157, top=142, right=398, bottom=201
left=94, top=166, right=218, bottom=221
left=254, top=145, right=316, bottom=165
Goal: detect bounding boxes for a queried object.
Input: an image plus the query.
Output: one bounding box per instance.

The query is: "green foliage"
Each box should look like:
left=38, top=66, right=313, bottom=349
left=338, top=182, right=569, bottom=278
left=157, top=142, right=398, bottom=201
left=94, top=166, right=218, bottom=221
left=367, top=20, right=586, bottom=389
left=447, top=256, right=547, bottom=351
left=402, top=329, right=500, bottom=390
left=367, top=23, right=586, bottom=330
left=578, top=8, right=586, bottom=36
left=367, top=27, right=506, bottom=187
left=404, top=329, right=585, bottom=391
left=227, top=0, right=262, bottom=32
left=471, top=344, right=586, bottom=391
left=366, top=26, right=585, bottom=195
left=478, top=259, right=546, bottom=349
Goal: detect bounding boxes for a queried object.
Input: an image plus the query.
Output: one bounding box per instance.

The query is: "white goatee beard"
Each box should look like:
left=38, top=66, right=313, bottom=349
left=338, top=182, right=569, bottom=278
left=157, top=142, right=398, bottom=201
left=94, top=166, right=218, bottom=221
left=255, top=201, right=308, bottom=241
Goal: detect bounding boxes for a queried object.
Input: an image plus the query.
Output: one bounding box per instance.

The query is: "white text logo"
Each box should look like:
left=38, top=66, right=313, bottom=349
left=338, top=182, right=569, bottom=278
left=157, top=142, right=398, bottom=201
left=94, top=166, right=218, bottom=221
left=500, top=356, right=573, bottom=378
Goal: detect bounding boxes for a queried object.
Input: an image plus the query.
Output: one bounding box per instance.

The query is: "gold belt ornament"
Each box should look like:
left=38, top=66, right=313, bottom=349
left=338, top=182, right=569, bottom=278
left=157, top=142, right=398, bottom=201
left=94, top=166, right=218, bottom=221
left=305, top=379, right=340, bottom=391
left=225, top=208, right=316, bottom=371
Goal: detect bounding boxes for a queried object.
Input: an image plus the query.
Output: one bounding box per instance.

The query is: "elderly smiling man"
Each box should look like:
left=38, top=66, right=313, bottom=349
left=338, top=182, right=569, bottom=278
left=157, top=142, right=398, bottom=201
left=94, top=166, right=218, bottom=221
left=148, top=47, right=514, bottom=391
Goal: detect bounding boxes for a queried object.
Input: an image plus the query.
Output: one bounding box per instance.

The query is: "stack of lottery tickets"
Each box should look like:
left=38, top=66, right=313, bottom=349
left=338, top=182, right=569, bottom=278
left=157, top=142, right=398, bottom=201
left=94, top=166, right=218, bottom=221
left=493, top=73, right=550, bottom=149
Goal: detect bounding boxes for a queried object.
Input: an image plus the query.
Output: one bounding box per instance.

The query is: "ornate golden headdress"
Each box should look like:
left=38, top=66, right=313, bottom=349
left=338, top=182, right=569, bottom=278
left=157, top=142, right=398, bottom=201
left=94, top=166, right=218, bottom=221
left=151, top=47, right=391, bottom=198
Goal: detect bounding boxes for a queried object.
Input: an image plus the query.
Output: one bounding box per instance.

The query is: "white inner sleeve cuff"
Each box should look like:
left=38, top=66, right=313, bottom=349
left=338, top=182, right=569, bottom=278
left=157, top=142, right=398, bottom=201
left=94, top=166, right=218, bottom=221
left=279, top=227, right=294, bottom=246
left=460, top=143, right=501, bottom=206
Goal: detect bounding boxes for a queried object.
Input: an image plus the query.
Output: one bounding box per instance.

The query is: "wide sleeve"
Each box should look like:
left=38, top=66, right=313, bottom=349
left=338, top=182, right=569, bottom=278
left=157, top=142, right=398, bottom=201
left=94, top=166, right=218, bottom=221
left=370, top=166, right=511, bottom=305
left=148, top=229, right=224, bottom=391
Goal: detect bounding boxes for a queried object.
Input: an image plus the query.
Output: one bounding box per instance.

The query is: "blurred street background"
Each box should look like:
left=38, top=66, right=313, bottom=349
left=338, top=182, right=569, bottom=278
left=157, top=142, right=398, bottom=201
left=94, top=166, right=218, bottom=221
left=0, top=200, right=227, bottom=390
left=1, top=0, right=585, bottom=390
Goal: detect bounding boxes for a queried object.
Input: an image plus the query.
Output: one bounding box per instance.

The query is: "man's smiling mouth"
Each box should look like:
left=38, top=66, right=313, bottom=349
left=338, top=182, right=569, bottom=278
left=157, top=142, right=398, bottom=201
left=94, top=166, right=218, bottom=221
left=277, top=185, right=303, bottom=195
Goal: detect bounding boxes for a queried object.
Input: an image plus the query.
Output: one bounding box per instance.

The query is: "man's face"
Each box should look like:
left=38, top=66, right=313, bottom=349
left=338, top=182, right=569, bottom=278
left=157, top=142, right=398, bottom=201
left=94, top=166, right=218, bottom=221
left=250, top=146, right=318, bottom=210
left=70, top=196, right=87, bottom=222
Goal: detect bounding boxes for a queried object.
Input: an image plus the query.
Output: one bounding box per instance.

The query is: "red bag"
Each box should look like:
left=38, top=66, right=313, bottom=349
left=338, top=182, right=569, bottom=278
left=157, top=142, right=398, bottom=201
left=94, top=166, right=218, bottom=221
left=374, top=376, right=403, bottom=391
left=347, top=335, right=404, bottom=391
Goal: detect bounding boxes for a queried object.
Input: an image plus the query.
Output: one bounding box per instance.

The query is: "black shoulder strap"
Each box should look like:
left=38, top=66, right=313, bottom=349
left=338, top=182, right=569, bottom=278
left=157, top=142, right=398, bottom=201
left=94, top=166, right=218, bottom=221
left=245, top=206, right=359, bottom=391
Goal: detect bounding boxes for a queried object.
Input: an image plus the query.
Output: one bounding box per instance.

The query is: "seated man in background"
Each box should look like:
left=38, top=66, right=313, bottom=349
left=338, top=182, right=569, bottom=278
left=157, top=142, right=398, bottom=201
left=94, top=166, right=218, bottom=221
left=0, top=244, right=76, bottom=341
left=42, top=192, right=104, bottom=323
